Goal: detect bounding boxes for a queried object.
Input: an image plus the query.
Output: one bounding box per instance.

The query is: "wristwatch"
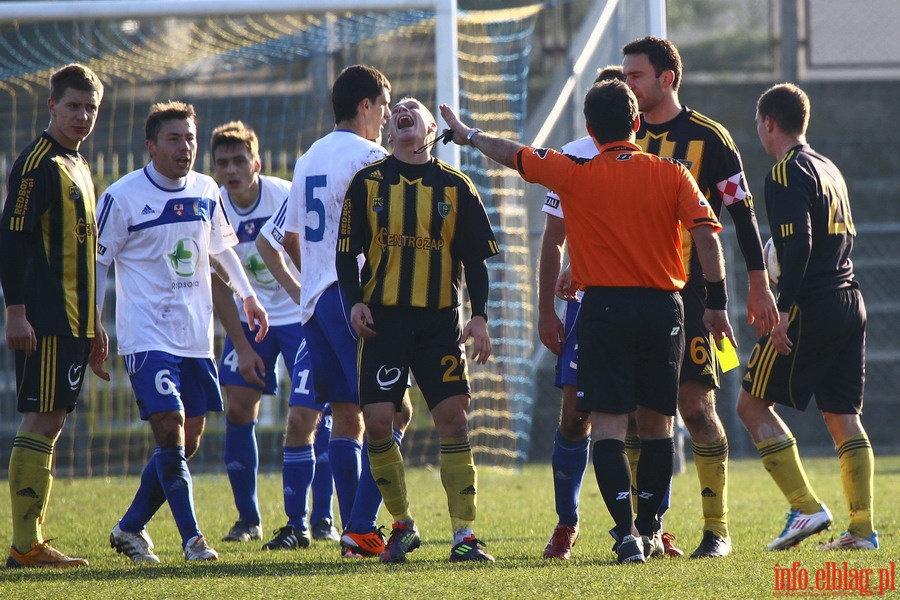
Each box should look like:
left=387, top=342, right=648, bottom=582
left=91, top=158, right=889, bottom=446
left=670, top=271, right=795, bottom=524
left=467, top=128, right=483, bottom=141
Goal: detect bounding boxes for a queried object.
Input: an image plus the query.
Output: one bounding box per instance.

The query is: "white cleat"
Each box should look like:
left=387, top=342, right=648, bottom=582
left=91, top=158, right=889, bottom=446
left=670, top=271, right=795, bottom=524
left=184, top=535, right=219, bottom=561
left=767, top=504, right=833, bottom=550
left=110, top=523, right=160, bottom=564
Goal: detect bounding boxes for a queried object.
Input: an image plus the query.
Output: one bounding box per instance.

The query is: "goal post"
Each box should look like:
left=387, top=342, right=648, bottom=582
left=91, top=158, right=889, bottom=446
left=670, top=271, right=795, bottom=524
left=0, top=0, right=543, bottom=472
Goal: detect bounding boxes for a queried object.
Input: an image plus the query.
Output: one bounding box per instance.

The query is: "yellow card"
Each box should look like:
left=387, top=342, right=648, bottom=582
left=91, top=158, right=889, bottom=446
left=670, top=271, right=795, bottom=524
left=715, top=337, right=740, bottom=372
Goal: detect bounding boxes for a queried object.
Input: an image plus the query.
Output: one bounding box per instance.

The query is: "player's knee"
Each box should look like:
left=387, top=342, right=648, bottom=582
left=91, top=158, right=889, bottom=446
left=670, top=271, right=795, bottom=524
left=559, top=412, right=590, bottom=440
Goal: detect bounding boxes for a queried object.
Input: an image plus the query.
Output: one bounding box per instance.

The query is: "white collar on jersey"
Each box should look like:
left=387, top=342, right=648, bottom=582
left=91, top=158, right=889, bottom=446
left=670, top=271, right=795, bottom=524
left=146, top=161, right=188, bottom=190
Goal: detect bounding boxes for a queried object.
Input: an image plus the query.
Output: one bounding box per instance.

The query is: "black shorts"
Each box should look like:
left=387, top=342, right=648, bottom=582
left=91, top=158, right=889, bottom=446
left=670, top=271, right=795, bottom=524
left=679, top=283, right=720, bottom=388
left=357, top=305, right=469, bottom=410
left=742, top=288, right=865, bottom=414
left=575, top=287, right=684, bottom=416
left=15, top=335, right=91, bottom=413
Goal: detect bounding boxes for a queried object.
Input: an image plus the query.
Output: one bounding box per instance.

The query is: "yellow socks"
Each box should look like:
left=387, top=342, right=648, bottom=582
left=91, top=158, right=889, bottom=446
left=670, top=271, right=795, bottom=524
left=367, top=437, right=411, bottom=523
left=756, top=435, right=822, bottom=515
left=837, top=434, right=875, bottom=538
left=693, top=437, right=729, bottom=538
left=625, top=434, right=642, bottom=513
left=8, top=432, right=54, bottom=552
left=440, top=436, right=477, bottom=533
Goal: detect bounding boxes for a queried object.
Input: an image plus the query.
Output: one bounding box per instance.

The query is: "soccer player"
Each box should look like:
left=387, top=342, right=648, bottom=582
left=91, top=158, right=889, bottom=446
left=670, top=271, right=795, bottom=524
left=1, top=64, right=108, bottom=568
left=539, top=65, right=683, bottom=560
left=208, top=121, right=338, bottom=548
left=256, top=65, right=412, bottom=559
left=440, top=79, right=735, bottom=564
left=99, top=102, right=268, bottom=563
left=622, top=36, right=779, bottom=558
left=337, top=97, right=499, bottom=564
left=737, top=83, right=877, bottom=551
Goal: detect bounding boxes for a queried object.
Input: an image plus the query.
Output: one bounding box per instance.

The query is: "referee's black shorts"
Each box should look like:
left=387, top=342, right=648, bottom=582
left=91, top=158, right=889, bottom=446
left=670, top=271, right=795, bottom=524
left=742, top=287, right=865, bottom=414
left=576, top=287, right=684, bottom=416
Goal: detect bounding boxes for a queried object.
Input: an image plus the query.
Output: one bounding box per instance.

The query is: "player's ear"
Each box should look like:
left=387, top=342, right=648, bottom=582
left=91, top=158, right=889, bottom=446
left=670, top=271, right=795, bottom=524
left=632, top=115, right=640, bottom=133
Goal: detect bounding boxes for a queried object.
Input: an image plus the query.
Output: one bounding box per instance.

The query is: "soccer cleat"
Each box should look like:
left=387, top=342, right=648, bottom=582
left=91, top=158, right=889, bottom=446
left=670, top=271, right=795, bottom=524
left=261, top=525, right=310, bottom=550
left=380, top=522, right=421, bottom=564
left=543, top=523, right=578, bottom=560
left=222, top=520, right=263, bottom=543
left=767, top=504, right=833, bottom=551
left=183, top=535, right=218, bottom=561
left=690, top=531, right=732, bottom=558
left=311, top=518, right=340, bottom=542
left=641, top=530, right=665, bottom=558
left=817, top=531, right=879, bottom=551
left=661, top=531, right=684, bottom=557
left=110, top=524, right=160, bottom=563
left=449, top=535, right=495, bottom=562
left=340, top=527, right=386, bottom=558
left=616, top=534, right=646, bottom=564
left=6, top=541, right=89, bottom=568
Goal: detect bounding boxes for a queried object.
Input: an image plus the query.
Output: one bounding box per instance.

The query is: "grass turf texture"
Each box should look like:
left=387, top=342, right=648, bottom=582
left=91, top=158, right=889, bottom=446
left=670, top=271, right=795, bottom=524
left=1, top=456, right=897, bottom=599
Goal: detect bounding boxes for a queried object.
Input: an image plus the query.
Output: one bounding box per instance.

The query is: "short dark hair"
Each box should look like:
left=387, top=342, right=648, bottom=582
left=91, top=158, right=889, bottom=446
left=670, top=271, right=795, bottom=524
left=594, top=64, right=625, bottom=84
left=50, top=64, right=104, bottom=102
left=583, top=79, right=638, bottom=145
left=757, top=83, right=809, bottom=136
left=622, top=36, right=682, bottom=92
left=331, top=65, right=391, bottom=124
left=146, top=100, right=196, bottom=142
left=210, top=120, right=259, bottom=160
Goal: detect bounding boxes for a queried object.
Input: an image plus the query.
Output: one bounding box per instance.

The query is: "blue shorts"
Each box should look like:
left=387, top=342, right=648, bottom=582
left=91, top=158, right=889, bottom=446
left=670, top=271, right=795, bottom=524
left=303, top=283, right=358, bottom=405
left=219, top=321, right=304, bottom=394
left=554, top=299, right=581, bottom=388
left=287, top=337, right=330, bottom=414
left=124, top=351, right=224, bottom=420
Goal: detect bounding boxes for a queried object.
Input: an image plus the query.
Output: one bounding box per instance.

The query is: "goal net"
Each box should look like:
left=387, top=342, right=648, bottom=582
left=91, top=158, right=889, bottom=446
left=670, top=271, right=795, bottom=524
left=0, top=2, right=542, bottom=473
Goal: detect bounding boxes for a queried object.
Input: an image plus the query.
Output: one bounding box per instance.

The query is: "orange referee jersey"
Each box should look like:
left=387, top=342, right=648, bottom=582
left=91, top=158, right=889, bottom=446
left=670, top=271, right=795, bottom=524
left=516, top=141, right=721, bottom=291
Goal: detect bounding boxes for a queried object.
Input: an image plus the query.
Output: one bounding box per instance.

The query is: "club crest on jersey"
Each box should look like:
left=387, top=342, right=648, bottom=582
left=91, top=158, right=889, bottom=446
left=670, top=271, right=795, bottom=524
left=532, top=148, right=551, bottom=159
left=68, top=185, right=82, bottom=202
left=372, top=197, right=384, bottom=212
left=174, top=203, right=185, bottom=216
left=243, top=221, right=257, bottom=236
left=438, top=201, right=451, bottom=218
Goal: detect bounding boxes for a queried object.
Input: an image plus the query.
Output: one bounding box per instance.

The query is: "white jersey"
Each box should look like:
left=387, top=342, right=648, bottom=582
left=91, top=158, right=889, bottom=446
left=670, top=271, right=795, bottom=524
left=259, top=130, right=387, bottom=324
left=220, top=175, right=300, bottom=327
left=542, top=135, right=599, bottom=219
left=96, top=167, right=237, bottom=357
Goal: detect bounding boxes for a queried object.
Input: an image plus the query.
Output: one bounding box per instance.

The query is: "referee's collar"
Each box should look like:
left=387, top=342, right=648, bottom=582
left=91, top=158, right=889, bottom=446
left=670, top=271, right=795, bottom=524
left=598, top=140, right=640, bottom=155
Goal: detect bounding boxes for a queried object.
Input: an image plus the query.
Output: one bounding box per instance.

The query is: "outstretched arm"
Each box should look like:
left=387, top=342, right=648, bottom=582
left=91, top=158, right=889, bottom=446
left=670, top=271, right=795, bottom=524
left=439, top=104, right=524, bottom=169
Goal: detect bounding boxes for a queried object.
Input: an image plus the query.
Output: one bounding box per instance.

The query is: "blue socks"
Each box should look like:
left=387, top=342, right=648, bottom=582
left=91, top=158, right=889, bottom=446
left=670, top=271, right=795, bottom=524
left=119, top=449, right=166, bottom=533
left=309, top=415, right=334, bottom=524
left=328, top=437, right=362, bottom=528
left=551, top=430, right=590, bottom=527
left=282, top=444, right=315, bottom=530
left=224, top=419, right=260, bottom=526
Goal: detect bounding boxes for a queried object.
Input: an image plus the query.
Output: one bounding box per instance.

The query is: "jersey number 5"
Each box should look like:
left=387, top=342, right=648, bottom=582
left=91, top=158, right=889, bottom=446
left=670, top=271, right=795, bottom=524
left=305, top=174, right=327, bottom=242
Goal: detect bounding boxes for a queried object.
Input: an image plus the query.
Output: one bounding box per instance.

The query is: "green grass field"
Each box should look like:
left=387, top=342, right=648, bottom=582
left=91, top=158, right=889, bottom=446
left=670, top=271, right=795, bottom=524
left=0, top=456, right=896, bottom=599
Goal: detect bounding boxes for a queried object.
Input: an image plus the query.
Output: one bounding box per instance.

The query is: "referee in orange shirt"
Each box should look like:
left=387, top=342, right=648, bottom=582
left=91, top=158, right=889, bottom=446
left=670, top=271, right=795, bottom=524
left=440, top=79, right=735, bottom=564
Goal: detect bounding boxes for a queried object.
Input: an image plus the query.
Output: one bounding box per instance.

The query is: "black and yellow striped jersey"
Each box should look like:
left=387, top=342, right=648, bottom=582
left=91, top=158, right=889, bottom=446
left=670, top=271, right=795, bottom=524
left=338, top=155, right=499, bottom=309
left=637, top=107, right=765, bottom=285
left=765, top=144, right=856, bottom=311
left=0, top=132, right=98, bottom=338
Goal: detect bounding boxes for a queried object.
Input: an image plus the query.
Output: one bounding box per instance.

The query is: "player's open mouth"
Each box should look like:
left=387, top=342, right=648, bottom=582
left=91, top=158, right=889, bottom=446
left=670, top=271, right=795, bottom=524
left=397, top=114, right=415, bottom=130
